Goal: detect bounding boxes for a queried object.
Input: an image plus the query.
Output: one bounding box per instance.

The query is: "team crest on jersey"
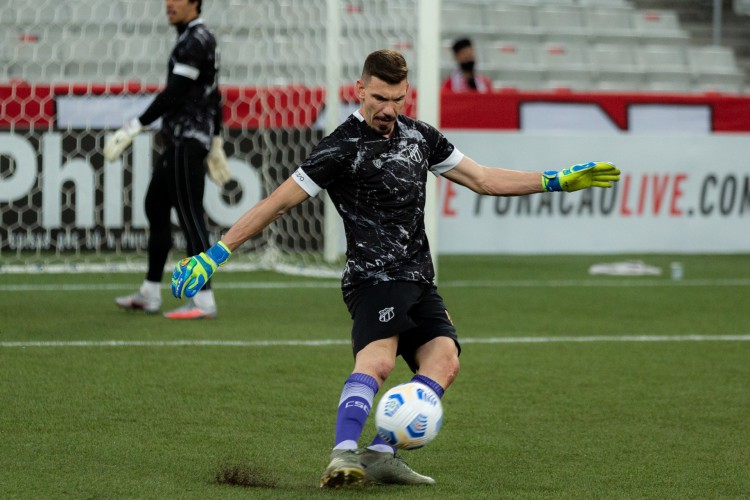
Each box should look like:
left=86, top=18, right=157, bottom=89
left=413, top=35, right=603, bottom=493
left=379, top=307, right=395, bottom=323
left=373, top=159, right=383, bottom=169
left=406, top=144, right=423, bottom=163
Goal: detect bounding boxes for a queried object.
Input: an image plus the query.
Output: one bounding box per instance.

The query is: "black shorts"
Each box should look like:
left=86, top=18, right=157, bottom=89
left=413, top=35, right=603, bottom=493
left=344, top=281, right=460, bottom=373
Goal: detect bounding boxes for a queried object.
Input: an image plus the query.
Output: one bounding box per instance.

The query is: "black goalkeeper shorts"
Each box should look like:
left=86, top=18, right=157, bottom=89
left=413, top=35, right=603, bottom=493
left=344, top=281, right=460, bottom=373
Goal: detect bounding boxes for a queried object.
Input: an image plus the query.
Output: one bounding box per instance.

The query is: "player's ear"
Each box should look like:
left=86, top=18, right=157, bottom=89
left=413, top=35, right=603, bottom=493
left=356, top=79, right=365, bottom=99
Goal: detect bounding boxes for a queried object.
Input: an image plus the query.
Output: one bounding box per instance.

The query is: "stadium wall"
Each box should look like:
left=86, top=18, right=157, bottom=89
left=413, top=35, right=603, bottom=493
left=1, top=83, right=749, bottom=256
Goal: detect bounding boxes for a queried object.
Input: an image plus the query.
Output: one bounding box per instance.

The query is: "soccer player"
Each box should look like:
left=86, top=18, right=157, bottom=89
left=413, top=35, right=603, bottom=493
left=104, top=0, right=230, bottom=319
left=171, top=50, right=620, bottom=486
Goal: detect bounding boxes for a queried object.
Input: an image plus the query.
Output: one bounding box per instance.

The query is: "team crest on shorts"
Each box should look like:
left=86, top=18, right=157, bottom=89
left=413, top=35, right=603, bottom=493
left=379, top=307, right=395, bottom=323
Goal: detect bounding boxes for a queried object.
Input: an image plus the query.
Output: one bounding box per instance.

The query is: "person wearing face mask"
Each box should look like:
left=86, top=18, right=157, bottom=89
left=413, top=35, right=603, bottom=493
left=442, top=37, right=493, bottom=93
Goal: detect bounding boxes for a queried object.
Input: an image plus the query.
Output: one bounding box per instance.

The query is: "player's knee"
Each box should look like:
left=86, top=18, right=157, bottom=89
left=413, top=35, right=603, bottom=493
left=443, top=354, right=460, bottom=387
left=370, top=357, right=396, bottom=384
left=354, top=354, right=395, bottom=386
left=418, top=339, right=460, bottom=388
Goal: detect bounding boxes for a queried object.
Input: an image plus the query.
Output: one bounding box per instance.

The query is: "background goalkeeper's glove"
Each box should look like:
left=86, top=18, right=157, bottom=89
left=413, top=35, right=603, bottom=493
left=171, top=241, right=232, bottom=299
left=206, top=136, right=231, bottom=186
left=103, top=118, right=143, bottom=161
left=542, top=161, right=620, bottom=192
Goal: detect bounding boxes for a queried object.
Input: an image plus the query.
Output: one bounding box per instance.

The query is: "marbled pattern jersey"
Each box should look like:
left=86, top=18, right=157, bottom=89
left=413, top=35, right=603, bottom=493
left=293, top=110, right=464, bottom=296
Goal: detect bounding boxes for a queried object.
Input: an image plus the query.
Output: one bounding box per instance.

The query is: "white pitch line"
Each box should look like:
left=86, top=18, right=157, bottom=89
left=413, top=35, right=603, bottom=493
left=1, top=334, right=749, bottom=348
left=0, top=282, right=340, bottom=292
left=2, top=278, right=750, bottom=293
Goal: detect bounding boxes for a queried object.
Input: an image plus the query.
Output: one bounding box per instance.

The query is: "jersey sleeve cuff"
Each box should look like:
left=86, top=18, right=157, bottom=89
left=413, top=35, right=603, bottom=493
left=430, top=148, right=464, bottom=176
left=292, top=167, right=323, bottom=197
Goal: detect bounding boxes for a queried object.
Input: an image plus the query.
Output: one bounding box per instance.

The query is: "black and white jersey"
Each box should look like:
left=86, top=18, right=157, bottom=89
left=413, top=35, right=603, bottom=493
left=293, top=111, right=464, bottom=296
left=162, top=18, right=220, bottom=150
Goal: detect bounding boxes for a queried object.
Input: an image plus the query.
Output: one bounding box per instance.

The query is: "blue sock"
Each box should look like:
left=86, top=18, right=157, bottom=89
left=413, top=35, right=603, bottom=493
left=333, top=373, right=379, bottom=449
left=411, top=374, right=445, bottom=398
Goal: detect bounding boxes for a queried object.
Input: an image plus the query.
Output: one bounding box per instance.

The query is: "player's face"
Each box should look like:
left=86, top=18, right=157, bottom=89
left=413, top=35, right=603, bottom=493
left=166, top=0, right=198, bottom=25
left=357, top=76, right=409, bottom=138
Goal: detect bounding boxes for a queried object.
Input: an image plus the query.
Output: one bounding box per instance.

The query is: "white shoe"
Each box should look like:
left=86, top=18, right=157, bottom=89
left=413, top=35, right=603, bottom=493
left=115, top=291, right=161, bottom=314
left=359, top=449, right=435, bottom=485
left=163, top=299, right=217, bottom=320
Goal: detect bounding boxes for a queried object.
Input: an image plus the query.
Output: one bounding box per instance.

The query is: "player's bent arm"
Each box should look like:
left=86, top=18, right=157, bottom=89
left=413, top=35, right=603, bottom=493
left=171, top=178, right=310, bottom=299
left=442, top=155, right=543, bottom=196
left=221, top=177, right=310, bottom=251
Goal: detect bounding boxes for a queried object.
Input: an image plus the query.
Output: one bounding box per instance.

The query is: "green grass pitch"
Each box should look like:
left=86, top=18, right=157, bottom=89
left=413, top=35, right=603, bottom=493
left=1, top=254, right=749, bottom=499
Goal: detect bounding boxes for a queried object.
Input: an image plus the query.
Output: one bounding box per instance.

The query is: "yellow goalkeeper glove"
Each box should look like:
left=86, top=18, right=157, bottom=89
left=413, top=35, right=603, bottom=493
left=171, top=241, right=232, bottom=299
left=542, top=161, right=620, bottom=192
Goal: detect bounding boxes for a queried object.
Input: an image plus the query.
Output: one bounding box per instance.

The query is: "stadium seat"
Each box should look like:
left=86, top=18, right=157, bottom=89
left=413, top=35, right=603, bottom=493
left=116, top=35, right=169, bottom=84
left=639, top=44, right=694, bottom=91
left=482, top=40, right=544, bottom=89
left=687, top=46, right=745, bottom=93
left=483, top=4, right=540, bottom=41
left=538, top=42, right=594, bottom=84
left=632, top=10, right=689, bottom=45
left=200, top=0, right=233, bottom=35
left=8, top=0, right=69, bottom=26
left=121, top=0, right=170, bottom=35
left=535, top=6, right=588, bottom=43
left=590, top=43, right=644, bottom=89
left=480, top=38, right=540, bottom=90
left=66, top=0, right=124, bottom=37
left=6, top=31, right=59, bottom=67
left=441, top=5, right=486, bottom=36
left=584, top=8, right=640, bottom=45
left=579, top=0, right=634, bottom=7
left=59, top=35, right=121, bottom=82
left=342, top=0, right=414, bottom=32
left=536, top=0, right=578, bottom=5
left=8, top=60, right=66, bottom=83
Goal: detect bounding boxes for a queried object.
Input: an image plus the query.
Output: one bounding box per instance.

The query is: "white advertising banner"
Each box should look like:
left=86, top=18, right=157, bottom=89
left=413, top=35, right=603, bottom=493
left=438, top=132, right=750, bottom=254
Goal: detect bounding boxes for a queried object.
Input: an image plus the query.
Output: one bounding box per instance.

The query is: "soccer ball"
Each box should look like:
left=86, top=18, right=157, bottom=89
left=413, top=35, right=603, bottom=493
left=375, top=382, right=443, bottom=450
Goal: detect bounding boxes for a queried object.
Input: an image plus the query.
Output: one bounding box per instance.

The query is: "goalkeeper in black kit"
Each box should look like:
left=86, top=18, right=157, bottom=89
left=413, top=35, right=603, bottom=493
left=105, top=0, right=230, bottom=319
left=171, top=50, right=620, bottom=487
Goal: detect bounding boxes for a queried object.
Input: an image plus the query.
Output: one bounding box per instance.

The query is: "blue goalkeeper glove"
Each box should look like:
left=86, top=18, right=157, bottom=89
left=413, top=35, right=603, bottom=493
left=171, top=241, right=232, bottom=299
left=542, top=161, right=620, bottom=192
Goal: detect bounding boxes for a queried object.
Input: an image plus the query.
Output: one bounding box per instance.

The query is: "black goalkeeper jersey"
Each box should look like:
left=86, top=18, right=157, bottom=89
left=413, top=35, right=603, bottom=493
left=293, top=111, right=464, bottom=296
left=161, top=18, right=220, bottom=150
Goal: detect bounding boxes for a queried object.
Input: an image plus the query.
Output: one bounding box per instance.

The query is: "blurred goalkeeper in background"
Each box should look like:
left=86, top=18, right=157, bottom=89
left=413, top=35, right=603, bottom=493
left=105, top=0, right=230, bottom=319
left=170, top=50, right=620, bottom=486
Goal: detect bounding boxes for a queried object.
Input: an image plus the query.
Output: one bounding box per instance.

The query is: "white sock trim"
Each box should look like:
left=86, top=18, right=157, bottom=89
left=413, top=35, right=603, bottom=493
left=333, top=440, right=358, bottom=451
left=140, top=280, right=161, bottom=298
left=367, top=444, right=394, bottom=454
left=193, top=289, right=216, bottom=309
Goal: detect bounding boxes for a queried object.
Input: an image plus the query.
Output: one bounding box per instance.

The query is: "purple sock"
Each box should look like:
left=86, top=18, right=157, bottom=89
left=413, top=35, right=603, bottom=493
left=334, top=373, right=379, bottom=448
left=411, top=374, right=445, bottom=398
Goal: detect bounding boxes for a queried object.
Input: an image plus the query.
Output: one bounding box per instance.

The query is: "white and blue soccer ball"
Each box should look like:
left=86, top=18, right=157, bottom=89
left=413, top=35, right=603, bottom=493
left=375, top=382, right=443, bottom=450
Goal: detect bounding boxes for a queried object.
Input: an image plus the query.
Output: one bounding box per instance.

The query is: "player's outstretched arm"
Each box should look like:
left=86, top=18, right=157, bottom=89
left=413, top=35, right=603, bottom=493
left=443, top=157, right=619, bottom=196
left=171, top=178, right=310, bottom=298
